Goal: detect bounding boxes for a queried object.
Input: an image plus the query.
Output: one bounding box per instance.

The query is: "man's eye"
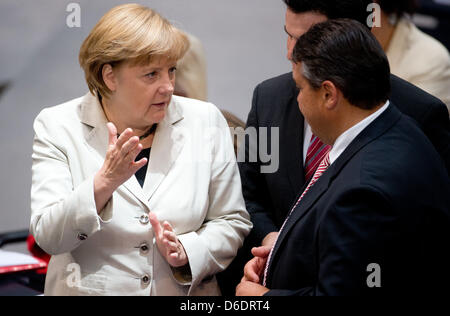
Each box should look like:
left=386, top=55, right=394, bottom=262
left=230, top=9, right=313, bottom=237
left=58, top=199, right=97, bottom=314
left=169, top=67, right=177, bottom=73
left=146, top=71, right=157, bottom=78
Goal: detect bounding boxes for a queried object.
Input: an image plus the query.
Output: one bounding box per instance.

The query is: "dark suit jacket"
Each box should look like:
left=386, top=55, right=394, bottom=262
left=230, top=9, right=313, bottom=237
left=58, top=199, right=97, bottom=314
left=264, top=105, right=450, bottom=295
left=217, top=72, right=450, bottom=296
left=239, top=72, right=450, bottom=246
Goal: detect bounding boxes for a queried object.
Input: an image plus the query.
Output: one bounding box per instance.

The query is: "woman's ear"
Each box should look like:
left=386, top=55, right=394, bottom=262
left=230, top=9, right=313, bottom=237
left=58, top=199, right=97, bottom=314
left=102, top=64, right=117, bottom=92
left=321, top=80, right=338, bottom=110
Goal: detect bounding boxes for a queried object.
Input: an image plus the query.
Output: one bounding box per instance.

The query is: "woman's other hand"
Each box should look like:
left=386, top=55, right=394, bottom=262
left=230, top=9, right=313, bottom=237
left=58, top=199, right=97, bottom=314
left=94, top=122, right=147, bottom=213
left=149, top=212, right=189, bottom=268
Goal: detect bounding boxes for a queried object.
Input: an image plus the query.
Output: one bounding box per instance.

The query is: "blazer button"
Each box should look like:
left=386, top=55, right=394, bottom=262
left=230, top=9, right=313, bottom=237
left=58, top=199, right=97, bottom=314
left=77, top=233, right=88, bottom=241
left=141, top=274, right=150, bottom=285
left=139, top=214, right=149, bottom=225
left=139, top=243, right=149, bottom=254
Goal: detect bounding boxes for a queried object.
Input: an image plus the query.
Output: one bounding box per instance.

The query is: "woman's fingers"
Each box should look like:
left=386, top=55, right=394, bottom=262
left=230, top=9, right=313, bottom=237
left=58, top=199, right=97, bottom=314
left=163, top=230, right=177, bottom=242
left=163, top=221, right=174, bottom=231
left=163, top=222, right=175, bottom=237
left=116, top=128, right=133, bottom=149
left=164, top=240, right=179, bottom=252
left=162, top=223, right=178, bottom=250
left=132, top=158, right=148, bottom=173
left=162, top=225, right=184, bottom=260
left=162, top=223, right=179, bottom=254
left=120, top=136, right=140, bottom=158
left=129, top=143, right=145, bottom=163
left=106, top=125, right=147, bottom=171
left=149, top=212, right=163, bottom=239
left=150, top=216, right=187, bottom=266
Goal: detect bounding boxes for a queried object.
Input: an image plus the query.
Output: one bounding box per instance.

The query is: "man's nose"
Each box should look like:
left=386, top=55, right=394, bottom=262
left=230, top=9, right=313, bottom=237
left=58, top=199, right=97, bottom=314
left=287, top=38, right=295, bottom=61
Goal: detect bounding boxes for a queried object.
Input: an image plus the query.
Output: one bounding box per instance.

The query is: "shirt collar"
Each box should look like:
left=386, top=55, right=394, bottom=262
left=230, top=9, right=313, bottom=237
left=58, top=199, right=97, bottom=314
left=329, top=100, right=390, bottom=165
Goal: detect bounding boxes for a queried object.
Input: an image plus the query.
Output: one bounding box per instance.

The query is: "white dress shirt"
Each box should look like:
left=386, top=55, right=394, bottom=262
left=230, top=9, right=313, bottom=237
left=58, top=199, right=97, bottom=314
left=329, top=101, right=390, bottom=165
left=302, top=122, right=313, bottom=165
left=302, top=101, right=389, bottom=165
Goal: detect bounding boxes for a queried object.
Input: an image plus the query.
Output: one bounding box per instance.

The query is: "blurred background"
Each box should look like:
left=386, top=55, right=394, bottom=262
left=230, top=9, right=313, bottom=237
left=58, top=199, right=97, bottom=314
left=0, top=0, right=449, bottom=253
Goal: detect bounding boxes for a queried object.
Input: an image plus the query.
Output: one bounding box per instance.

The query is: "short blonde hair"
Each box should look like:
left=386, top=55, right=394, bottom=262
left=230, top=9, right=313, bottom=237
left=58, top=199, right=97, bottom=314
left=79, top=3, right=189, bottom=98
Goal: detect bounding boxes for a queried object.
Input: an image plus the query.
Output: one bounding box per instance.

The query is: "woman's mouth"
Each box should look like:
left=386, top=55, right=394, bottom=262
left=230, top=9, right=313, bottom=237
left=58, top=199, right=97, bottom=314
left=152, top=102, right=166, bottom=108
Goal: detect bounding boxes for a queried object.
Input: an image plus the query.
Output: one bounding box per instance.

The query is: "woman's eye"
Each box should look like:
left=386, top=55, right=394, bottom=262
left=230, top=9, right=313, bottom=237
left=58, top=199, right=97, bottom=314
left=168, top=67, right=177, bottom=79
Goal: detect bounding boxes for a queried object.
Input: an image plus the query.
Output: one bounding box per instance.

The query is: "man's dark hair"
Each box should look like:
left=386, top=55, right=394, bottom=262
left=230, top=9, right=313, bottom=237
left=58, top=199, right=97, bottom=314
left=292, top=19, right=391, bottom=110
left=283, top=0, right=373, bottom=28
left=377, top=0, right=418, bottom=18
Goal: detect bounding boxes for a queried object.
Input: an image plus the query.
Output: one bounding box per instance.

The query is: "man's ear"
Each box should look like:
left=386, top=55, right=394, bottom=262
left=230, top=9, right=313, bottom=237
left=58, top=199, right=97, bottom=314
left=102, top=64, right=117, bottom=92
left=321, top=80, right=338, bottom=110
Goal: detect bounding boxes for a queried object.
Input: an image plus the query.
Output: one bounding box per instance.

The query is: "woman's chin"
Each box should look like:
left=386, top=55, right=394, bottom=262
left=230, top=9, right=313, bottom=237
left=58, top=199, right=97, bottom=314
left=149, top=110, right=166, bottom=124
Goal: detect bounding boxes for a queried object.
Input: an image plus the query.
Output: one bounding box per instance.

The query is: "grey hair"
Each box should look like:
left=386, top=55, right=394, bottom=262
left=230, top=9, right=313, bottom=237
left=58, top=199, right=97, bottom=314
left=301, top=61, right=347, bottom=91
left=301, top=62, right=321, bottom=89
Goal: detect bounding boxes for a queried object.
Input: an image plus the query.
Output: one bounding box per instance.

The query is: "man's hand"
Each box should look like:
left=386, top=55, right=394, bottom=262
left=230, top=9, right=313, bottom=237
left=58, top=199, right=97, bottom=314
left=243, top=246, right=271, bottom=283
left=236, top=279, right=269, bottom=296
left=149, top=212, right=188, bottom=267
left=262, top=231, right=279, bottom=248
left=237, top=238, right=276, bottom=296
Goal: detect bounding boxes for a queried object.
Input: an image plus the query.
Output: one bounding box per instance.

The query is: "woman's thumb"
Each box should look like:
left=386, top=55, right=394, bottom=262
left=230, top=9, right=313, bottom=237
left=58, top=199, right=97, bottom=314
left=106, top=122, right=117, bottom=146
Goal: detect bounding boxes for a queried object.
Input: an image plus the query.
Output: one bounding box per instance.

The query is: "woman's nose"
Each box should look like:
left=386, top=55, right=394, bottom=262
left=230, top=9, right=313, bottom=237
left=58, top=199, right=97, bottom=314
left=158, top=77, right=174, bottom=95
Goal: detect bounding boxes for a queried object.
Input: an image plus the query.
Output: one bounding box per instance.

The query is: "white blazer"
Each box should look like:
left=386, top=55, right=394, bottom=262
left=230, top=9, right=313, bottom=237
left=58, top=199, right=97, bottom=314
left=30, top=93, right=252, bottom=296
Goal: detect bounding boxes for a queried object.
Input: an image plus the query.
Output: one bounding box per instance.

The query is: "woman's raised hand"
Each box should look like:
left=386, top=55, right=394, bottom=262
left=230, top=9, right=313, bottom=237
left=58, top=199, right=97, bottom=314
left=93, top=122, right=147, bottom=213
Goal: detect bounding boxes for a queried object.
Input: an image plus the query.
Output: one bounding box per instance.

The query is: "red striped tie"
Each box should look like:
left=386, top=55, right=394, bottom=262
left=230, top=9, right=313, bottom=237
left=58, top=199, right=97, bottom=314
left=263, top=152, right=331, bottom=287
left=304, top=134, right=331, bottom=182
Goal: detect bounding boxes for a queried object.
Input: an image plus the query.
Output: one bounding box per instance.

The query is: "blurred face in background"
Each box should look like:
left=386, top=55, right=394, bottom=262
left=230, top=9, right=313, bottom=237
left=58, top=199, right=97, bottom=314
left=285, top=8, right=327, bottom=60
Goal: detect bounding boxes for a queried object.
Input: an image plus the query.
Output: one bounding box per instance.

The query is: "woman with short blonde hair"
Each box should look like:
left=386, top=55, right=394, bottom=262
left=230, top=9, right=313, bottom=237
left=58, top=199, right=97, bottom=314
left=79, top=4, right=189, bottom=99
left=30, top=4, right=251, bottom=296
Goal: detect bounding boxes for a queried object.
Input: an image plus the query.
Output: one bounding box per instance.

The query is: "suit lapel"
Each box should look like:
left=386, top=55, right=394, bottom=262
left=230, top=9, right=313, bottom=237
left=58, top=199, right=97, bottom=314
left=272, top=164, right=333, bottom=261
left=282, top=81, right=305, bottom=197
left=80, top=93, right=111, bottom=167
left=268, top=104, right=402, bottom=283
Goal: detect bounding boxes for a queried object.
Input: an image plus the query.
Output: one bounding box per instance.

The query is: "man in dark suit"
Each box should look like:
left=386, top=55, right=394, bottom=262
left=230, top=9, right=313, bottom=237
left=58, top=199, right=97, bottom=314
left=217, top=0, right=449, bottom=295
left=245, top=0, right=449, bottom=248
left=236, top=19, right=450, bottom=296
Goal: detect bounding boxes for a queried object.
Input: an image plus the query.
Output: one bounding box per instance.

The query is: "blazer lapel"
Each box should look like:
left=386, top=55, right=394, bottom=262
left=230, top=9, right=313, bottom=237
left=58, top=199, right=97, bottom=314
left=142, top=97, right=185, bottom=201
left=80, top=93, right=112, bottom=169
left=282, top=81, right=305, bottom=196
left=268, top=104, right=402, bottom=283
left=79, top=93, right=150, bottom=208
left=272, top=164, right=333, bottom=260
